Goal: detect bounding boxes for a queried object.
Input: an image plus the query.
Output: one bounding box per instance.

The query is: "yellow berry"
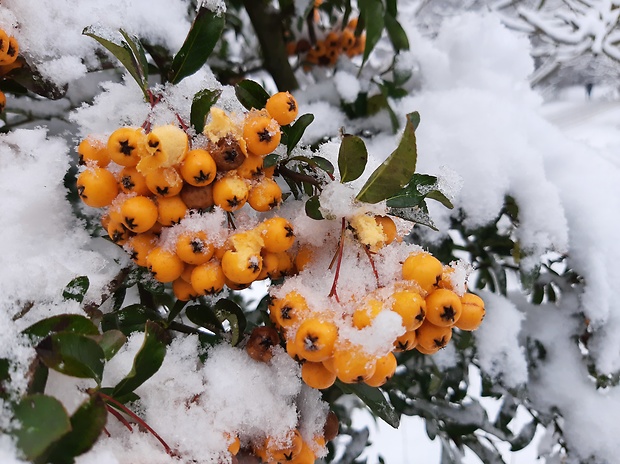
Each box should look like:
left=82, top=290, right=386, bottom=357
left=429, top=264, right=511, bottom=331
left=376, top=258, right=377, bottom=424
left=190, top=260, right=226, bottom=295
left=455, top=293, right=485, bottom=331
left=265, top=91, right=299, bottom=126
left=76, top=167, right=118, bottom=208
left=332, top=344, right=376, bottom=384
left=146, top=247, right=185, bottom=283
left=393, top=330, right=417, bottom=352
left=269, top=291, right=310, bottom=329
left=352, top=298, right=383, bottom=329
left=425, top=288, right=462, bottom=327
left=402, top=252, right=443, bottom=294
left=120, top=196, right=158, bottom=233
left=172, top=278, right=199, bottom=301
left=221, top=249, right=262, bottom=285
left=126, top=233, right=158, bottom=267
left=391, top=290, right=426, bottom=331
left=258, top=217, right=295, bottom=253
left=295, top=318, right=338, bottom=362
left=156, top=195, right=187, bottom=226
left=175, top=230, right=214, bottom=265
left=302, top=361, right=337, bottom=389
left=243, top=113, right=281, bottom=156
left=107, top=127, right=146, bottom=167
left=118, top=166, right=150, bottom=196
left=78, top=137, right=111, bottom=167
left=248, top=177, right=282, bottom=212
left=365, top=352, right=397, bottom=387
left=236, top=153, right=264, bottom=180
left=145, top=167, right=183, bottom=197
left=415, top=319, right=452, bottom=351
left=212, top=175, right=249, bottom=212
left=180, top=149, right=217, bottom=187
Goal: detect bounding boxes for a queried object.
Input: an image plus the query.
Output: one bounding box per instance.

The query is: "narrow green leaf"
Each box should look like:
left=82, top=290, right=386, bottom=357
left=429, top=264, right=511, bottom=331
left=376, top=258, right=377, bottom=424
left=46, top=395, right=107, bottom=464
left=384, top=13, right=410, bottom=52
left=82, top=27, right=148, bottom=98
left=285, top=114, right=314, bottom=155
left=358, top=0, right=385, bottom=67
left=12, top=395, right=71, bottom=461
left=338, top=134, right=368, bottom=183
left=95, top=330, right=127, bottom=361
left=190, top=88, right=222, bottom=133
left=23, top=314, right=99, bottom=340
left=101, top=304, right=163, bottom=336
left=336, top=381, right=400, bottom=428
left=62, top=276, right=90, bottom=303
left=167, top=299, right=188, bottom=323
left=185, top=304, right=224, bottom=333
left=119, top=29, right=149, bottom=86
left=170, top=7, right=225, bottom=84
left=235, top=79, right=270, bottom=111
left=289, top=155, right=335, bottom=175
left=112, top=321, right=167, bottom=398
left=356, top=111, right=419, bottom=203
left=213, top=299, right=246, bottom=346
left=305, top=196, right=324, bottom=220
left=36, top=333, right=105, bottom=384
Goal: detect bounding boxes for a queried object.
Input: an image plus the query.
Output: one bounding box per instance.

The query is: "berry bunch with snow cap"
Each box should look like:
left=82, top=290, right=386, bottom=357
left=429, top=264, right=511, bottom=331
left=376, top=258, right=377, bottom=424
left=266, top=114, right=485, bottom=390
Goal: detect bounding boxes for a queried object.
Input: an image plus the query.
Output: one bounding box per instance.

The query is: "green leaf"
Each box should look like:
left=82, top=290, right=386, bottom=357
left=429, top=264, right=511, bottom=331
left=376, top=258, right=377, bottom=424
left=95, top=330, right=127, bottom=361
left=36, top=333, right=105, bottom=384
left=510, top=420, right=537, bottom=451
left=384, top=13, right=410, bottom=52
left=358, top=0, right=385, bottom=68
left=83, top=27, right=148, bottom=98
left=46, top=394, right=107, bottom=464
left=386, top=173, right=453, bottom=210
left=23, top=314, right=99, bottom=340
left=190, top=88, right=222, bottom=133
left=185, top=304, right=224, bottom=333
left=356, top=111, right=420, bottom=203
left=289, top=155, right=335, bottom=175
left=169, top=7, right=225, bottom=84
left=388, top=205, right=437, bottom=230
left=264, top=153, right=280, bottom=168
left=112, top=321, right=167, bottom=398
left=4, top=60, right=66, bottom=100
left=101, top=304, right=163, bottom=336
left=119, top=29, right=149, bottom=86
left=336, top=381, right=400, bottom=428
left=378, top=83, right=400, bottom=133
left=305, top=195, right=324, bottom=220
left=235, top=79, right=270, bottom=111
left=338, top=134, right=368, bottom=183
left=62, top=276, right=90, bottom=303
left=284, top=114, right=314, bottom=155
left=213, top=299, right=246, bottom=346
left=12, top=395, right=71, bottom=461
left=167, top=299, right=188, bottom=323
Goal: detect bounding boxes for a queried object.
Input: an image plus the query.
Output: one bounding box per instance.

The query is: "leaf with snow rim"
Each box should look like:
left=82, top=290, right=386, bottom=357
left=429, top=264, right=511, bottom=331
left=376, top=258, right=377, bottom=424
left=338, top=133, right=368, bottom=183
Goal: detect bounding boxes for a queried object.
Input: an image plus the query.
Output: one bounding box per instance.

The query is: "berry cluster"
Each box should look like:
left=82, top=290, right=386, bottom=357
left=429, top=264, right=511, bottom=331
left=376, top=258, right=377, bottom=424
left=287, top=18, right=366, bottom=70
left=0, top=28, right=20, bottom=112
left=76, top=92, right=300, bottom=297
left=269, top=217, right=486, bottom=390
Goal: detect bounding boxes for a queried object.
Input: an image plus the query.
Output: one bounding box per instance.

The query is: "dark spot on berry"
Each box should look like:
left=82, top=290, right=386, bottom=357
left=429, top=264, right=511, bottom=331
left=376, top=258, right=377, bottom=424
left=121, top=176, right=135, bottom=190
left=433, top=336, right=447, bottom=348
left=304, top=334, right=320, bottom=351
left=440, top=305, right=456, bottom=322
left=190, top=239, right=204, bottom=254
left=268, top=197, right=281, bottom=209
left=226, top=196, right=241, bottom=208
left=193, top=170, right=211, bottom=184
left=119, top=139, right=134, bottom=156
left=156, top=186, right=169, bottom=195
left=257, top=128, right=272, bottom=143
left=285, top=225, right=295, bottom=238
left=281, top=305, right=293, bottom=320
left=124, top=217, right=137, bottom=230
left=415, top=308, right=426, bottom=322
left=287, top=98, right=296, bottom=113
left=148, top=139, right=160, bottom=148
left=249, top=261, right=260, bottom=273
left=77, top=185, right=86, bottom=198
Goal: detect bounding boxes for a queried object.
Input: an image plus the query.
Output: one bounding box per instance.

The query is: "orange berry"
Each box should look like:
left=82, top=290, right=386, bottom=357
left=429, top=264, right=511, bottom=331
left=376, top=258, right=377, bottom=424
left=391, top=290, right=426, bottom=331
left=415, top=343, right=441, bottom=355
left=227, top=435, right=241, bottom=455
left=265, top=429, right=303, bottom=463
left=172, top=278, right=199, bottom=301
left=190, top=260, right=226, bottom=295
left=340, top=28, right=356, bottom=51
left=0, top=90, right=5, bottom=113
left=393, top=330, right=417, bottom=352
left=302, top=361, right=337, bottom=389
left=106, top=218, right=130, bottom=245
left=415, top=319, right=452, bottom=351
left=425, top=288, right=462, bottom=327
left=0, top=36, right=18, bottom=66
left=243, top=113, right=281, bottom=156
left=352, top=298, right=383, bottom=329
left=333, top=344, right=376, bottom=384
left=120, top=196, right=158, bottom=233
left=248, top=177, right=282, bottom=212
left=236, top=153, right=265, bottom=180
left=77, top=167, right=118, bottom=208
left=146, top=247, right=185, bottom=283
left=265, top=92, right=299, bottom=126
left=156, top=195, right=187, bottom=226
left=455, top=293, right=485, bottom=331
left=295, top=318, right=338, bottom=362
left=365, top=352, right=397, bottom=387
left=180, top=149, right=217, bottom=187
left=269, top=291, right=310, bottom=329
left=257, top=250, right=280, bottom=281
left=126, top=233, right=158, bottom=267
left=78, top=137, right=110, bottom=167
left=258, top=217, right=295, bottom=253
left=175, top=230, right=214, bottom=265
left=374, top=215, right=397, bottom=244
left=287, top=441, right=316, bottom=464
left=402, top=252, right=443, bottom=294
left=212, top=175, right=249, bottom=212
left=294, top=245, right=314, bottom=273
left=118, top=166, right=150, bottom=196
left=221, top=249, right=262, bottom=285
left=145, top=167, right=183, bottom=197
left=107, top=127, right=145, bottom=167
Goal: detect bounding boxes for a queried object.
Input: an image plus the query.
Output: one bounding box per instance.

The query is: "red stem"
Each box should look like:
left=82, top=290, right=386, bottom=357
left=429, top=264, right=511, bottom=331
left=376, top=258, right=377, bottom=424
left=328, top=218, right=346, bottom=302
left=363, top=245, right=380, bottom=288
left=106, top=404, right=133, bottom=431
left=99, top=392, right=173, bottom=456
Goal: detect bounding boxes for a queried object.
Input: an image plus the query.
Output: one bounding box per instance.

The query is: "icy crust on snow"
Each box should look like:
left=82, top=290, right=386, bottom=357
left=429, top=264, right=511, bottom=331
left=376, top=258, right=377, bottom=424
left=0, top=0, right=191, bottom=86
left=87, top=335, right=326, bottom=463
